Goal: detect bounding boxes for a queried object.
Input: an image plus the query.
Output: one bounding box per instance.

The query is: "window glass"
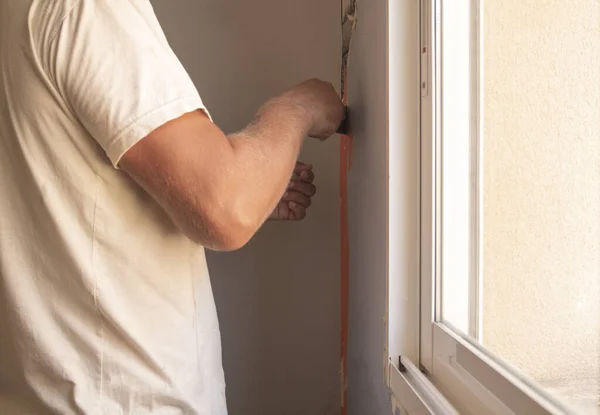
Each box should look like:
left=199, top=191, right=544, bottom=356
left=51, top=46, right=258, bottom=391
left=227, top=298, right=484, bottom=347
left=440, top=1, right=600, bottom=412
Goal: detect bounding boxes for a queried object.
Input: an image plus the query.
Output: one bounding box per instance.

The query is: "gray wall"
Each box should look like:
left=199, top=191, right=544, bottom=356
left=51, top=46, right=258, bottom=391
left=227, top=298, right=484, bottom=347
left=345, top=1, right=393, bottom=414
left=151, top=1, right=341, bottom=414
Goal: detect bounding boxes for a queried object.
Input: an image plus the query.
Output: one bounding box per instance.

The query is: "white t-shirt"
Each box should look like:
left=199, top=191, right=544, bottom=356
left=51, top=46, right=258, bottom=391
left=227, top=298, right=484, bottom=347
left=0, top=1, right=227, bottom=414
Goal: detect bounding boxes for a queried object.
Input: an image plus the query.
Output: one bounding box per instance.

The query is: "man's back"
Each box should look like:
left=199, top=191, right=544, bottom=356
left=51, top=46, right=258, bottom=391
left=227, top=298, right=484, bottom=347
left=0, top=1, right=226, bottom=413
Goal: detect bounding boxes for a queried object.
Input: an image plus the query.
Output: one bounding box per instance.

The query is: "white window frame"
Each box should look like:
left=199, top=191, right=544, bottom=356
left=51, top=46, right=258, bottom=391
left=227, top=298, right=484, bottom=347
left=386, top=1, right=583, bottom=414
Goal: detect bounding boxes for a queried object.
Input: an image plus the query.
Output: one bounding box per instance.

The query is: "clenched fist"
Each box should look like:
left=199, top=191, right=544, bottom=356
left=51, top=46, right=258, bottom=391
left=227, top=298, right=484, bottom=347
left=269, top=161, right=316, bottom=221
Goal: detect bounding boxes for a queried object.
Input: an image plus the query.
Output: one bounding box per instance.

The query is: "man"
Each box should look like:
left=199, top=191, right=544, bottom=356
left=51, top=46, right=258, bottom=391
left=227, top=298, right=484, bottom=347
left=0, top=1, right=344, bottom=414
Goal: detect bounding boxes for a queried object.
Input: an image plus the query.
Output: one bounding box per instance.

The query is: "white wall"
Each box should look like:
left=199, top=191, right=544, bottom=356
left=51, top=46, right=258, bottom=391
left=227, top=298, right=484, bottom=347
left=345, top=0, right=395, bottom=414
left=482, top=0, right=600, bottom=393
left=151, top=1, right=341, bottom=414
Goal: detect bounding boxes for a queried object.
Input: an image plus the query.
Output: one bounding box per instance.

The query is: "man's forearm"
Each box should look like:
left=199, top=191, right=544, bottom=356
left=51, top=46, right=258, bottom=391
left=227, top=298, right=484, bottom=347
left=121, top=79, right=341, bottom=251
left=223, top=98, right=311, bottom=232
left=122, top=100, right=311, bottom=251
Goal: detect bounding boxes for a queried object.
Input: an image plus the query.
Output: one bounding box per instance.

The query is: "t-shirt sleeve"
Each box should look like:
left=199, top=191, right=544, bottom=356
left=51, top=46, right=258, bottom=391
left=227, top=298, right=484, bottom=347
left=45, top=0, right=209, bottom=167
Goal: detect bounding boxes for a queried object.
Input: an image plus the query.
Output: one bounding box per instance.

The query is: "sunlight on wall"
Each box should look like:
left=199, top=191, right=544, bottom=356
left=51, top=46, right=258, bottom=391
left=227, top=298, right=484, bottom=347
left=482, top=0, right=600, bottom=406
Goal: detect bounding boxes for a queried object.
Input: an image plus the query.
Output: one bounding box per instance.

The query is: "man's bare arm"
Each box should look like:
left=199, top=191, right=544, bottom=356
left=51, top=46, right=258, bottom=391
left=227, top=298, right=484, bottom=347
left=120, top=79, right=344, bottom=251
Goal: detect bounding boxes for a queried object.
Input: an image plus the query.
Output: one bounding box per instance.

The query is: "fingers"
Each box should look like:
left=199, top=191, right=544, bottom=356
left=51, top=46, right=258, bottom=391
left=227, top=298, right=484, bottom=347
left=300, top=169, right=314, bottom=183
left=292, top=170, right=314, bottom=183
left=283, top=190, right=311, bottom=208
left=287, top=179, right=316, bottom=197
left=280, top=161, right=315, bottom=221
left=293, top=162, right=315, bottom=183
left=294, top=161, right=313, bottom=173
left=288, top=201, right=306, bottom=221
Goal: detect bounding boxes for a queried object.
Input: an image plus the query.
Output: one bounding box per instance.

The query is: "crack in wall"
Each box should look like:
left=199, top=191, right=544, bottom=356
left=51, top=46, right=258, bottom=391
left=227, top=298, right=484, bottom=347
left=340, top=0, right=357, bottom=102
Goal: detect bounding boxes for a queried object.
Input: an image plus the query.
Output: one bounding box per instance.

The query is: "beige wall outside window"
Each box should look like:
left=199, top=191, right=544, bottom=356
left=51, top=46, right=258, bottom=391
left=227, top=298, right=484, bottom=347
left=482, top=1, right=600, bottom=412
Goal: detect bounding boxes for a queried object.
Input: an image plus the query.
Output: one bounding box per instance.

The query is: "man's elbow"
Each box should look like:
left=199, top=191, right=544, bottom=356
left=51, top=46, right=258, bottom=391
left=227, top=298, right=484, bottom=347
left=185, top=205, right=258, bottom=252
left=206, top=224, right=254, bottom=252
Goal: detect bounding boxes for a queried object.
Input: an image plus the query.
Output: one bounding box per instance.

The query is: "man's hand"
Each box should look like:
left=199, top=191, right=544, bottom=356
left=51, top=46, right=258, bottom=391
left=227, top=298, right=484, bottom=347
left=269, top=162, right=316, bottom=221
left=279, top=79, right=345, bottom=140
